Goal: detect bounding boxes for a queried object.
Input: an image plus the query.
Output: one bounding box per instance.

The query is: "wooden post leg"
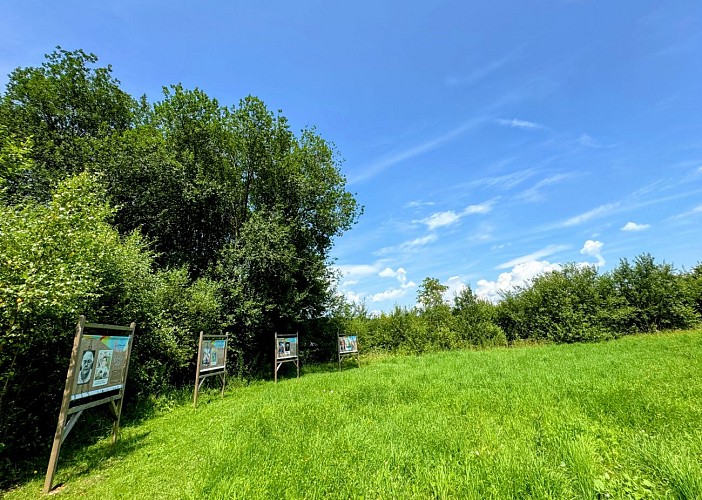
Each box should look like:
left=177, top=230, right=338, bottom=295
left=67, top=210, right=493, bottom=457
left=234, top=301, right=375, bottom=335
left=43, top=414, right=66, bottom=494
left=194, top=331, right=204, bottom=408
left=111, top=399, right=123, bottom=445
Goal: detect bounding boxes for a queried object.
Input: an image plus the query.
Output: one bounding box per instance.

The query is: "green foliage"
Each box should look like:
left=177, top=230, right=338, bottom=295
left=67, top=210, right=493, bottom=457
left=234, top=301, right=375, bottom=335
left=0, top=173, right=149, bottom=475
left=453, top=286, right=507, bottom=348
left=0, top=47, right=135, bottom=200
left=496, top=264, right=618, bottom=343
left=611, top=254, right=699, bottom=332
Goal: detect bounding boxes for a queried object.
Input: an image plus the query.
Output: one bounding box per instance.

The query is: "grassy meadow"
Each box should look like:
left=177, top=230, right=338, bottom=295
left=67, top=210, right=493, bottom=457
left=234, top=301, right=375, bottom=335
left=7, top=330, right=702, bottom=499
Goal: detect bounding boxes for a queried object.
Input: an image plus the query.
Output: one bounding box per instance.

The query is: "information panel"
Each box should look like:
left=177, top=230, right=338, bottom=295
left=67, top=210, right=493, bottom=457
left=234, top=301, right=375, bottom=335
left=277, top=337, right=298, bottom=360
left=193, top=332, right=228, bottom=407
left=45, top=316, right=135, bottom=494
left=274, top=332, right=299, bottom=382
left=71, top=335, right=131, bottom=401
left=338, top=335, right=358, bottom=354
left=338, top=333, right=360, bottom=370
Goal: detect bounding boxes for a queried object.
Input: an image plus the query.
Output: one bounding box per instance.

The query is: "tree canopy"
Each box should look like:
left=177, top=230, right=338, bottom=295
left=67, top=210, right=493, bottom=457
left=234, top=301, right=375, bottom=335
left=0, top=48, right=360, bottom=482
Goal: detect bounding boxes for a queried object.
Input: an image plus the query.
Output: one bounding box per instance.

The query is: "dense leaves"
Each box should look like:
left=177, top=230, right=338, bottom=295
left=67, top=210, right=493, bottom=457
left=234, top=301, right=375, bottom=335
left=0, top=48, right=359, bottom=486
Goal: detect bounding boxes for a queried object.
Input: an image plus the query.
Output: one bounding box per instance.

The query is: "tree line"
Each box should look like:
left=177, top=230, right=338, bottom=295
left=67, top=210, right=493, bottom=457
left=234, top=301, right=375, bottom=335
left=0, top=47, right=360, bottom=484
left=346, top=257, right=701, bottom=354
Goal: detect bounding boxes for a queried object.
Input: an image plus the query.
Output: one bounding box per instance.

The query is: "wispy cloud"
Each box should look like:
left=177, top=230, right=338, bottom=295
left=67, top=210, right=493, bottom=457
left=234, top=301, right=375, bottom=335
left=445, top=51, right=518, bottom=87
left=495, top=118, right=546, bottom=130
left=496, top=244, right=570, bottom=270
left=561, top=203, right=620, bottom=227
left=419, top=210, right=461, bottom=230
left=470, top=168, right=538, bottom=191
left=621, top=222, right=651, bottom=232
left=406, top=200, right=436, bottom=208
left=416, top=200, right=495, bottom=230
left=349, top=118, right=486, bottom=184
left=670, top=204, right=702, bottom=220
left=376, top=233, right=438, bottom=256
left=519, top=173, right=576, bottom=202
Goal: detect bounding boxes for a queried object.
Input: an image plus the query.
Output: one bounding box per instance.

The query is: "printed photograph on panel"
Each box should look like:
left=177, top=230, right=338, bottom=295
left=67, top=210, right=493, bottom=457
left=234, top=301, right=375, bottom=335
left=278, top=340, right=286, bottom=358
left=348, top=336, right=358, bottom=352
left=339, top=337, right=346, bottom=353
left=92, top=349, right=113, bottom=387
left=202, top=346, right=211, bottom=367
left=76, top=349, right=95, bottom=385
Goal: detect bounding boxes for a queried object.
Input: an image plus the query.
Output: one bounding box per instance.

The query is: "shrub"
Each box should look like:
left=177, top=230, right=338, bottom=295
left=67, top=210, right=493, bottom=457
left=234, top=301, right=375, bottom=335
left=610, top=254, right=699, bottom=332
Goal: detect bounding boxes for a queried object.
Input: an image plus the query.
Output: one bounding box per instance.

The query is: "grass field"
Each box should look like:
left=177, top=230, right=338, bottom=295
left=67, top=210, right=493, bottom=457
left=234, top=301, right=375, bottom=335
left=7, top=330, right=702, bottom=499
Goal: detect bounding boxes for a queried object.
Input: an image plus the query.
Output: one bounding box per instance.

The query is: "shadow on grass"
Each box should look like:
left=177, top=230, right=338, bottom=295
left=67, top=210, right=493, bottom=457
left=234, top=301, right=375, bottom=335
left=48, top=429, right=151, bottom=491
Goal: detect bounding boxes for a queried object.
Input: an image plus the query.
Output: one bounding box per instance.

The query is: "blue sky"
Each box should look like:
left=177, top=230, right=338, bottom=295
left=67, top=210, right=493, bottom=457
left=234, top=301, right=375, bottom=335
left=2, top=1, right=701, bottom=311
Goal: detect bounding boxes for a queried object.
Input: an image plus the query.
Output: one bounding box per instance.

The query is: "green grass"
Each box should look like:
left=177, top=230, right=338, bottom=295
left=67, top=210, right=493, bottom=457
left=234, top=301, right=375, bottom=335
left=7, top=331, right=702, bottom=499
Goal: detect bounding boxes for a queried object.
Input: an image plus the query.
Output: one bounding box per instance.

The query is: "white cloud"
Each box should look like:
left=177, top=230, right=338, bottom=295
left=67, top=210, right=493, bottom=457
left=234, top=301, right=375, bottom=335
left=406, top=200, right=436, bottom=208
left=442, top=276, right=468, bottom=303
left=341, top=280, right=359, bottom=287
left=496, top=244, right=570, bottom=270
left=375, top=234, right=439, bottom=256
left=400, top=234, right=438, bottom=250
left=417, top=200, right=495, bottom=231
left=370, top=282, right=416, bottom=303
left=476, top=260, right=562, bottom=303
left=420, top=211, right=461, bottom=230
left=464, top=200, right=495, bottom=215
left=336, top=264, right=380, bottom=278
left=579, top=239, right=605, bottom=267
left=378, top=267, right=409, bottom=285
left=477, top=240, right=607, bottom=302
left=621, top=222, right=651, bottom=232
left=370, top=288, right=406, bottom=302
left=345, top=290, right=365, bottom=304
left=496, top=118, right=545, bottom=130
left=561, top=203, right=620, bottom=227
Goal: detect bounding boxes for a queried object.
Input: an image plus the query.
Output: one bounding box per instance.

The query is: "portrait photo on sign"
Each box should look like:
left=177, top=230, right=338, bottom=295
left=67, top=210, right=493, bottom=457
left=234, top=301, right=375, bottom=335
left=92, top=349, right=113, bottom=387
left=202, top=347, right=211, bottom=367
left=77, top=349, right=95, bottom=385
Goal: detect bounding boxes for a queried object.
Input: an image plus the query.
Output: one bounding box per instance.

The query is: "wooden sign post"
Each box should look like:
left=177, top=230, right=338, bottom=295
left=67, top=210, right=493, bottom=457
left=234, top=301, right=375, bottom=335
left=44, top=316, right=135, bottom=494
left=274, top=332, right=299, bottom=383
left=193, top=332, right=229, bottom=407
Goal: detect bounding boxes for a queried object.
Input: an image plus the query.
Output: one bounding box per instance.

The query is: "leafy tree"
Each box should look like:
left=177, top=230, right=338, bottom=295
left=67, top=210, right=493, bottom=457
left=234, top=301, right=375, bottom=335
left=0, top=47, right=135, bottom=200
left=610, top=254, right=699, bottom=332
left=452, top=286, right=506, bottom=347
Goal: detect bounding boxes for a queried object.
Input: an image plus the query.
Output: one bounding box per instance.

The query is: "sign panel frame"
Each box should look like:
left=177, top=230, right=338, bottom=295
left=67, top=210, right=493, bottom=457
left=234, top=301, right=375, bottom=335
left=274, top=332, right=299, bottom=382
left=193, top=332, right=229, bottom=407
left=44, top=316, right=135, bottom=494
left=338, top=333, right=360, bottom=371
